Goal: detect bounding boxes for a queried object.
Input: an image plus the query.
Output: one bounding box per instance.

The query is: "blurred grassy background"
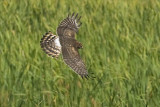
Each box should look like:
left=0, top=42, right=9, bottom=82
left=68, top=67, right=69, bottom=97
left=0, top=0, right=160, bottom=106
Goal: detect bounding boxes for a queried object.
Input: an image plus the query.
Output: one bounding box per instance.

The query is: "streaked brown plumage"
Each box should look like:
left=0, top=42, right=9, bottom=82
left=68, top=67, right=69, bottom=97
left=40, top=13, right=89, bottom=78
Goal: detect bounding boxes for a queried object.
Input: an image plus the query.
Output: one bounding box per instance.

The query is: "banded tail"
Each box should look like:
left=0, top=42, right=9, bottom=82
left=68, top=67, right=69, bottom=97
left=40, top=31, right=61, bottom=58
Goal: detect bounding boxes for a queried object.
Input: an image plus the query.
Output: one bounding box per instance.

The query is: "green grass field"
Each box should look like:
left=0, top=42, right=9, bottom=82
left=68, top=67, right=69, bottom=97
left=0, top=0, right=160, bottom=106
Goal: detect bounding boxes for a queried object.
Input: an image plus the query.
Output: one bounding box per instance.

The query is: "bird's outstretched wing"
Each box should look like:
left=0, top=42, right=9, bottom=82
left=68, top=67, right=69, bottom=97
left=40, top=31, right=61, bottom=58
left=57, top=13, right=89, bottom=78
left=57, top=13, right=82, bottom=38
left=62, top=44, right=88, bottom=78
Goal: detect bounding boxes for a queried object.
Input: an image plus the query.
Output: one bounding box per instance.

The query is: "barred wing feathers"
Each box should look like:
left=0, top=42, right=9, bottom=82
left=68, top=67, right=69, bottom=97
left=57, top=13, right=89, bottom=78
left=62, top=43, right=88, bottom=78
left=57, top=13, right=82, bottom=37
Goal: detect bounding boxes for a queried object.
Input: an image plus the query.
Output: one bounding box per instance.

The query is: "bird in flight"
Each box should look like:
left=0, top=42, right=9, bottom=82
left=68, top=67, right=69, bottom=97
left=40, top=13, right=90, bottom=79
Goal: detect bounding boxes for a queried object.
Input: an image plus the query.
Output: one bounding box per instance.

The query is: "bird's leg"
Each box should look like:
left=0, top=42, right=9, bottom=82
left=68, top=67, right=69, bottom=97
left=75, top=41, right=83, bottom=49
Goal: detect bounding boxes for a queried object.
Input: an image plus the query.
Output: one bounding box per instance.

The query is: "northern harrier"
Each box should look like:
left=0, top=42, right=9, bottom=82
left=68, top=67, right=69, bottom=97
left=40, top=13, right=89, bottom=79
